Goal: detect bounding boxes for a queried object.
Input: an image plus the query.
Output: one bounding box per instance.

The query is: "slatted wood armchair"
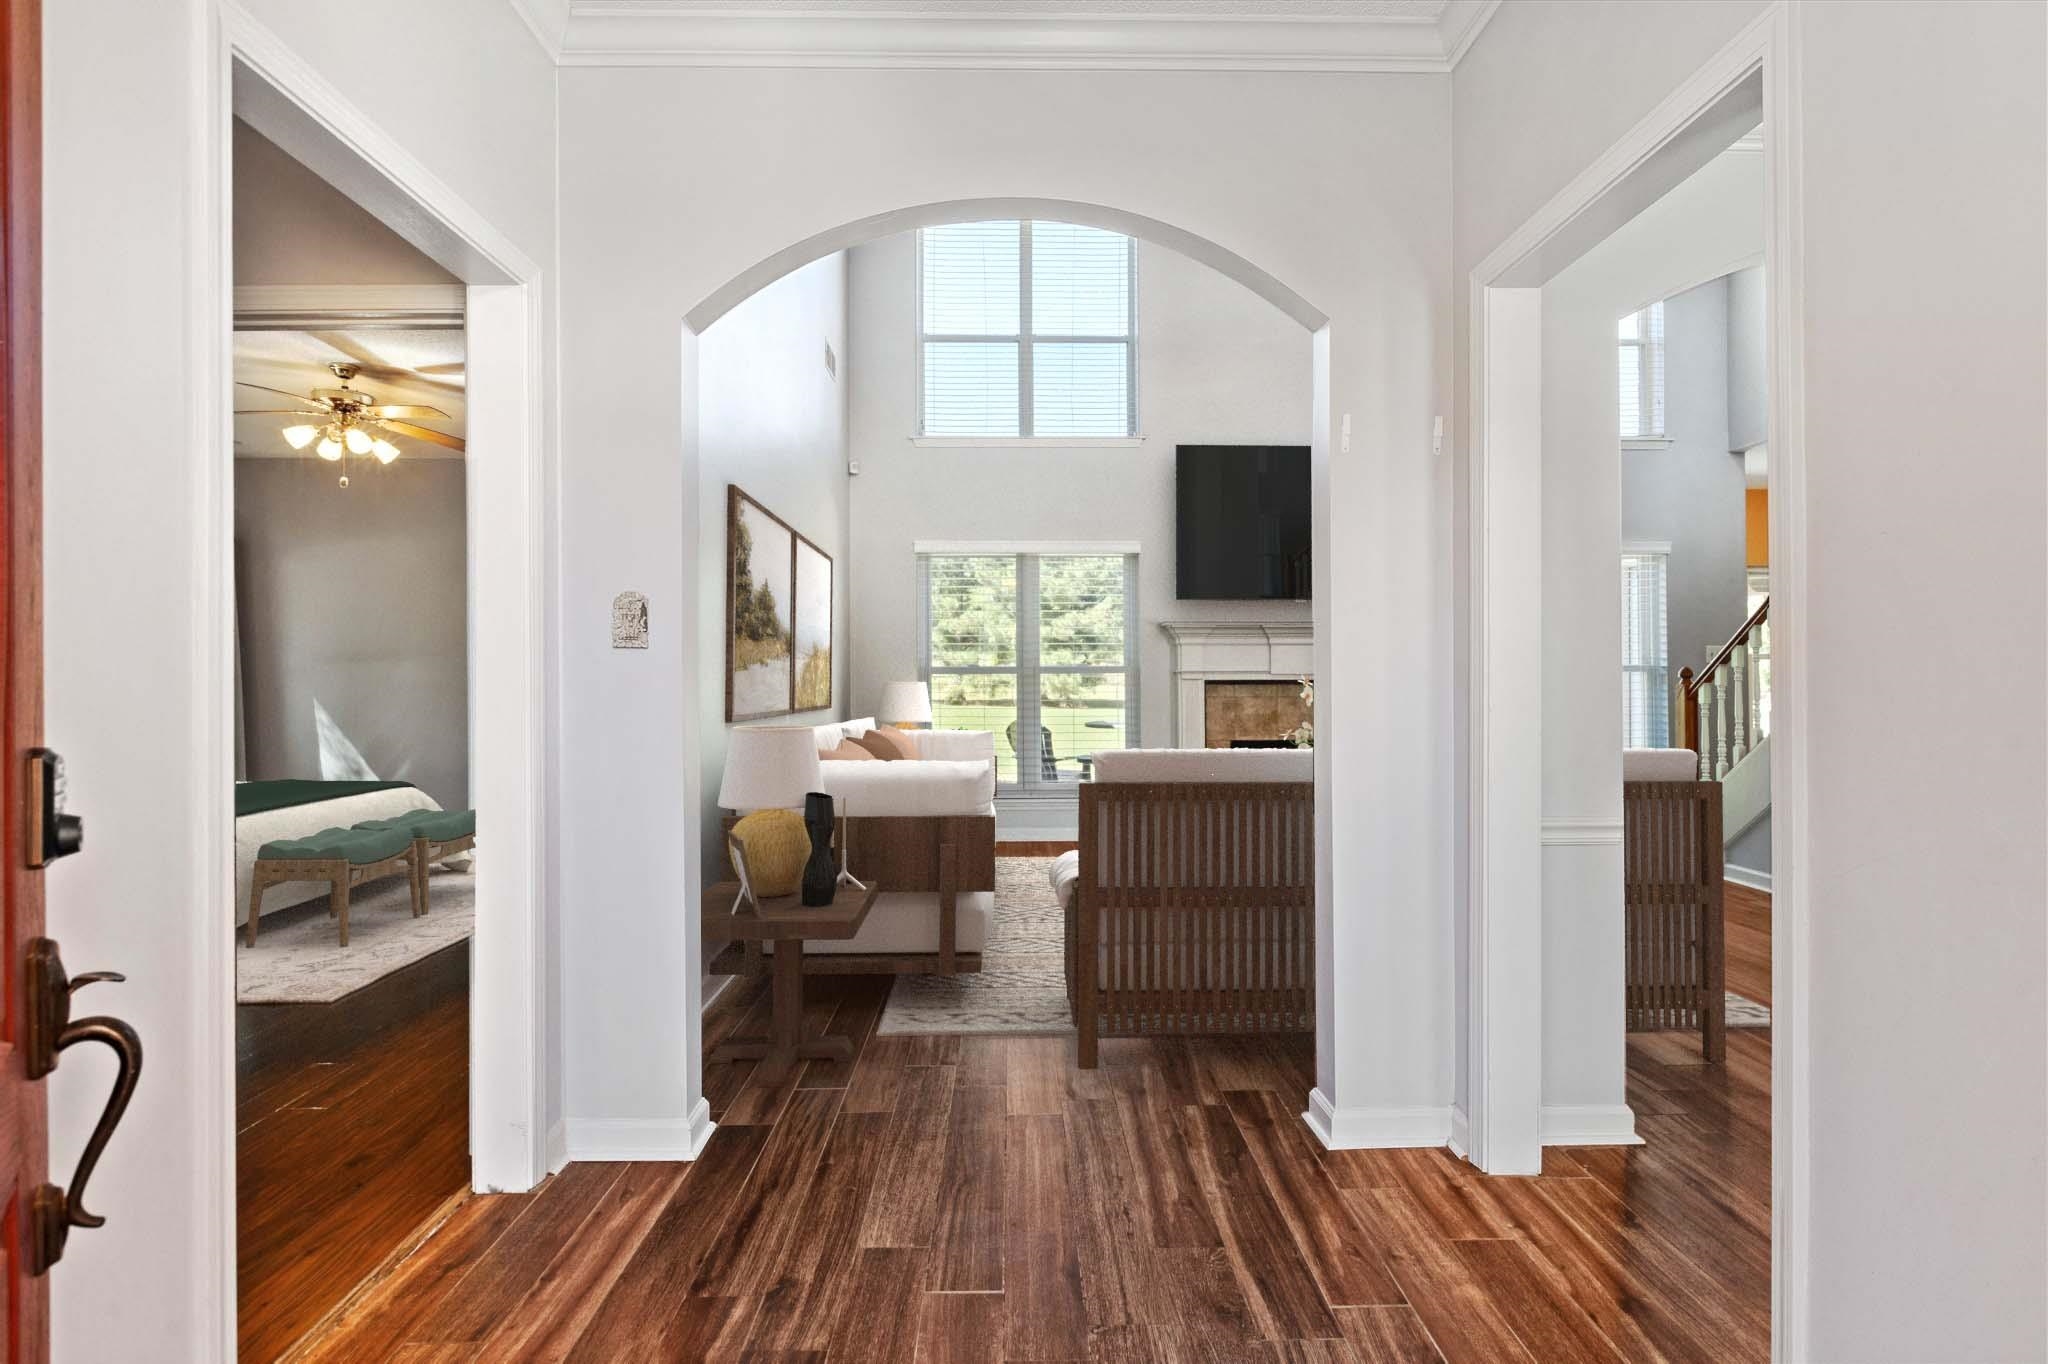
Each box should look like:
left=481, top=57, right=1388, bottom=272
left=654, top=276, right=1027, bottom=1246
left=1056, top=749, right=1315, bottom=1067
left=1623, top=748, right=1726, bottom=1061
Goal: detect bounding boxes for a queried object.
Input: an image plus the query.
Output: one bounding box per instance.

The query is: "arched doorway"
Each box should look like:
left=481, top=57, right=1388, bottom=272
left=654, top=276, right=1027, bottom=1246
left=673, top=197, right=1337, bottom=1151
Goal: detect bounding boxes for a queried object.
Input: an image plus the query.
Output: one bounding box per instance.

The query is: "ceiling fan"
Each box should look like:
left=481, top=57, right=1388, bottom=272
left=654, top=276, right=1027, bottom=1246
left=235, top=362, right=464, bottom=485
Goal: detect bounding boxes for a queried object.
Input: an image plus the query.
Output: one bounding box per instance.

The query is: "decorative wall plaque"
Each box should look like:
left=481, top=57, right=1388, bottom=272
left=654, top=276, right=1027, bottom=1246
left=611, top=591, right=649, bottom=649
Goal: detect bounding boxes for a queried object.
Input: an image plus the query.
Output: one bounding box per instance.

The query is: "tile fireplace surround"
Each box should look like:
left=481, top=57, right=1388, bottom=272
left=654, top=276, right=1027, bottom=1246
left=1160, top=621, right=1314, bottom=748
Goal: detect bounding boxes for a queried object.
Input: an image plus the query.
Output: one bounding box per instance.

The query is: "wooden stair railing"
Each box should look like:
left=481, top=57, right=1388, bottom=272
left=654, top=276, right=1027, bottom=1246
left=1678, top=596, right=1770, bottom=780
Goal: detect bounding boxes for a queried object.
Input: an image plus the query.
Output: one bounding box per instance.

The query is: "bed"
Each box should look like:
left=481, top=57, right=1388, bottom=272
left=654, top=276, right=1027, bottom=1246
left=235, top=780, right=470, bottom=930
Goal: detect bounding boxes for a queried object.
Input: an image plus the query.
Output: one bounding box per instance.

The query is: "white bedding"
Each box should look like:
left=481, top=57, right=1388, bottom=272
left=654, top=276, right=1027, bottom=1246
left=235, top=785, right=469, bottom=927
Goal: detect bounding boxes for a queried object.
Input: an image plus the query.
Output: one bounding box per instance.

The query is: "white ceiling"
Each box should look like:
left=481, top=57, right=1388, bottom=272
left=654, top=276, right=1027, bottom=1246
left=233, top=328, right=466, bottom=461
left=512, top=0, right=1499, bottom=70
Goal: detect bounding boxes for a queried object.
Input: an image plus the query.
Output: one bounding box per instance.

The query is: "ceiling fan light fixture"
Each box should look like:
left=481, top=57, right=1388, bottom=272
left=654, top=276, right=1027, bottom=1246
left=316, top=436, right=343, bottom=462
left=282, top=424, right=320, bottom=450
left=344, top=426, right=373, bottom=456
left=369, top=438, right=400, bottom=465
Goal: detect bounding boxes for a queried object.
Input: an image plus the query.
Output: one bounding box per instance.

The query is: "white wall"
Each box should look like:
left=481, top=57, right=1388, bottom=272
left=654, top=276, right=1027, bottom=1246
left=1451, top=0, right=1771, bottom=1127
left=235, top=458, right=470, bottom=809
left=845, top=232, right=1312, bottom=755
left=1537, top=147, right=1762, bottom=1135
left=1725, top=264, right=1767, bottom=453
left=1625, top=276, right=1750, bottom=687
left=1458, top=1, right=2047, bottom=1356
left=233, top=119, right=458, bottom=287
left=1796, top=3, right=2045, bottom=1356
left=697, top=251, right=850, bottom=934
left=40, top=2, right=555, bottom=1358
left=557, top=66, right=1453, bottom=1157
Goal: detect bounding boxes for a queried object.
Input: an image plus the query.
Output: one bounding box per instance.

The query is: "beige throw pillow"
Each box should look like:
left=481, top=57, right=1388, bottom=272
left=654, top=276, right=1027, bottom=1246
left=853, top=727, right=918, bottom=761
left=820, top=739, right=876, bottom=762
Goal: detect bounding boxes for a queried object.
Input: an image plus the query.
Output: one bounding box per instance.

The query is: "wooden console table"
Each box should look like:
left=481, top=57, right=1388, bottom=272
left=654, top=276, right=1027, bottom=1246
left=705, top=881, right=877, bottom=1084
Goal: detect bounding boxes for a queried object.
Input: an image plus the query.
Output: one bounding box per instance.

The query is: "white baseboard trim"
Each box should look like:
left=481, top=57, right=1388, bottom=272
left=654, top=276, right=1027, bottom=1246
left=1725, top=863, right=1773, bottom=893
left=545, top=1118, right=569, bottom=1174
left=1447, top=1105, right=1471, bottom=1160
left=1303, top=1088, right=1454, bottom=1150
left=1541, top=1104, right=1644, bottom=1147
left=566, top=1100, right=717, bottom=1162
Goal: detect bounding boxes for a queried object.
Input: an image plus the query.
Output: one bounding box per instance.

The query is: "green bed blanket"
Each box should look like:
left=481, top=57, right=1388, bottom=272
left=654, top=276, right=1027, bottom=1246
left=235, top=779, right=414, bottom=819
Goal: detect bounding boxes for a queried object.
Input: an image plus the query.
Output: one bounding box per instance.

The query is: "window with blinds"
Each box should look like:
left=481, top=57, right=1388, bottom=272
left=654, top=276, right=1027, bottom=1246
left=1621, top=548, right=1670, bottom=748
left=919, top=221, right=1135, bottom=438
left=920, top=548, right=1138, bottom=797
left=1618, top=301, right=1666, bottom=440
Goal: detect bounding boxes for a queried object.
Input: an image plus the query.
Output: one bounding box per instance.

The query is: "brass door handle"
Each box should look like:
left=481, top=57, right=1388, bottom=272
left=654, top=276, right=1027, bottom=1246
left=21, top=939, right=143, bottom=1275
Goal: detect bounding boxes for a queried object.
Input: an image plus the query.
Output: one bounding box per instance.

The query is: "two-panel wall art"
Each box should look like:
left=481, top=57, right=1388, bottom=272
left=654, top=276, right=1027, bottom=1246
left=725, top=484, right=834, bottom=722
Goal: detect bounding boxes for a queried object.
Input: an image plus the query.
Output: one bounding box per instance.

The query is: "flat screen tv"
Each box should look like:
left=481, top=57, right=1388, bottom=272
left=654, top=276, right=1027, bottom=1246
left=1176, top=445, right=1311, bottom=600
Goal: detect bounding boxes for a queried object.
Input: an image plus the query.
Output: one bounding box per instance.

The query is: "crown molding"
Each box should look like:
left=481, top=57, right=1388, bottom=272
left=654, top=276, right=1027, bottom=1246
left=510, top=1, right=1502, bottom=72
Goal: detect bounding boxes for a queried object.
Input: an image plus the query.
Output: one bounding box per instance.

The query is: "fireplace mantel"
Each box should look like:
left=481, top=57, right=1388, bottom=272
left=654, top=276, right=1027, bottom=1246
left=1160, top=620, right=1313, bottom=747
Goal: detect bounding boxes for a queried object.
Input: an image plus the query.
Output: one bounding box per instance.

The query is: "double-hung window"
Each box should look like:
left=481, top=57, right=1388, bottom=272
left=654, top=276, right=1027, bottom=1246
left=920, top=547, right=1138, bottom=797
left=919, top=221, right=1136, bottom=439
left=1621, top=546, right=1671, bottom=747
left=1618, top=301, right=1666, bottom=441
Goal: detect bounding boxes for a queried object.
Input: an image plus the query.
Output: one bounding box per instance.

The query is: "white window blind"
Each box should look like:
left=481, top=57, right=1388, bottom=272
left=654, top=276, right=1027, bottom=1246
left=1618, top=301, right=1666, bottom=439
left=921, top=549, right=1138, bottom=797
left=1621, top=549, right=1670, bottom=748
left=919, top=221, right=1135, bottom=438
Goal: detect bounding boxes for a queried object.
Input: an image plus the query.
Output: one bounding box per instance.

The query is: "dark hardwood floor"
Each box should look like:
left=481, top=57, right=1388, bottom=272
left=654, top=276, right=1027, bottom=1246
left=296, top=947, right=1771, bottom=1362
left=1724, top=882, right=1771, bottom=1006
left=240, top=942, right=470, bottom=1364
left=995, top=840, right=1079, bottom=856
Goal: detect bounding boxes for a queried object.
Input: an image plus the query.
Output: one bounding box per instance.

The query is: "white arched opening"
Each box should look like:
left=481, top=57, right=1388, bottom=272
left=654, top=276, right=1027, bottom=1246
left=673, top=197, right=1335, bottom=1153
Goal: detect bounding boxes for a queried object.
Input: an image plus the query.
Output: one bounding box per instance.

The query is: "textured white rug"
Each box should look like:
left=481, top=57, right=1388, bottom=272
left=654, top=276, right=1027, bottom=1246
left=876, top=855, right=1773, bottom=1037
left=877, top=856, right=1072, bottom=1036
left=236, top=869, right=474, bottom=1004
left=1725, top=991, right=1771, bottom=1028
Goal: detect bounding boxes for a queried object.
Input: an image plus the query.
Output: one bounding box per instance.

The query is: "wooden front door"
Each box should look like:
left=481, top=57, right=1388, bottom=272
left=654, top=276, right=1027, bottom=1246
left=1, top=0, right=49, bottom=1354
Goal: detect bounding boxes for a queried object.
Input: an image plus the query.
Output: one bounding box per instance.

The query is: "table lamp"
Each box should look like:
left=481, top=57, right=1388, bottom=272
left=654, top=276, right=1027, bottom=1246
left=879, top=680, right=933, bottom=730
left=717, top=726, right=822, bottom=908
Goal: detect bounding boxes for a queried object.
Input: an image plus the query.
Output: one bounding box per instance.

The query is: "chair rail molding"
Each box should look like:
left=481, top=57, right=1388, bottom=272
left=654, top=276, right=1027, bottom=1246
left=1160, top=620, right=1313, bottom=749
left=1540, top=816, right=1624, bottom=846
left=510, top=0, right=1501, bottom=72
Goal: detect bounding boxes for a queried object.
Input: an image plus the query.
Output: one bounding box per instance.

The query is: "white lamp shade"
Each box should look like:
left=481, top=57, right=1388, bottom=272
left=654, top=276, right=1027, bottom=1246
left=878, top=680, right=933, bottom=725
left=717, top=725, right=822, bottom=811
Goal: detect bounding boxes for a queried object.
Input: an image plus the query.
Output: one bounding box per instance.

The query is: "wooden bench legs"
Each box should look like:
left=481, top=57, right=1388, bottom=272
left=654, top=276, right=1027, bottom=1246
left=410, top=833, right=476, bottom=919
left=245, top=848, right=421, bottom=948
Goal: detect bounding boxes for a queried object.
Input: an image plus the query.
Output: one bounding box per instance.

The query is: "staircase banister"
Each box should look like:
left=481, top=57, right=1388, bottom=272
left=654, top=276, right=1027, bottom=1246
left=1683, top=596, right=1769, bottom=700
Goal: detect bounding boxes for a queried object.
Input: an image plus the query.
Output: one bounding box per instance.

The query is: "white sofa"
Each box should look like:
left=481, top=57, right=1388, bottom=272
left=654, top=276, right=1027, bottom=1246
left=726, top=719, right=998, bottom=969
left=810, top=717, right=997, bottom=818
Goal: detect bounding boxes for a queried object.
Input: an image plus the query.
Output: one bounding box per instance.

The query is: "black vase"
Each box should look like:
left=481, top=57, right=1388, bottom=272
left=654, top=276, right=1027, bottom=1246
left=801, top=791, right=837, bottom=906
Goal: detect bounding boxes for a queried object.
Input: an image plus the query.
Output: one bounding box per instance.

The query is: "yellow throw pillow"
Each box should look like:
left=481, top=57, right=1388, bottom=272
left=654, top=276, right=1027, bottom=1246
left=729, top=808, right=810, bottom=898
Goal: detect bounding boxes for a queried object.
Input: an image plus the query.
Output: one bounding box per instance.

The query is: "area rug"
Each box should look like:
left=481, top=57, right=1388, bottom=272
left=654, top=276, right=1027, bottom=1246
left=236, top=869, right=474, bottom=1005
left=877, top=855, right=1073, bottom=1036
left=1725, top=991, right=1771, bottom=1028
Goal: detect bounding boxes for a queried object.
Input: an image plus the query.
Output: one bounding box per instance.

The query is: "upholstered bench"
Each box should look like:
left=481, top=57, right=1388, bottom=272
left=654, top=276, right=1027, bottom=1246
left=246, top=824, right=420, bottom=948
left=354, top=808, right=476, bottom=915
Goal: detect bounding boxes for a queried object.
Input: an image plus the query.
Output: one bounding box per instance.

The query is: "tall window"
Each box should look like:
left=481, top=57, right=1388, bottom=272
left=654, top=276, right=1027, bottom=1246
left=920, top=548, right=1138, bottom=795
left=919, top=221, right=1136, bottom=438
left=1618, top=301, right=1666, bottom=440
left=1621, top=547, right=1670, bottom=747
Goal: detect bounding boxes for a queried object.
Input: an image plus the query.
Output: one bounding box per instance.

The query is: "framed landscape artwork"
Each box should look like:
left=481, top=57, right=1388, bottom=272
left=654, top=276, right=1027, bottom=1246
left=725, top=486, right=835, bottom=721
left=793, top=535, right=833, bottom=711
